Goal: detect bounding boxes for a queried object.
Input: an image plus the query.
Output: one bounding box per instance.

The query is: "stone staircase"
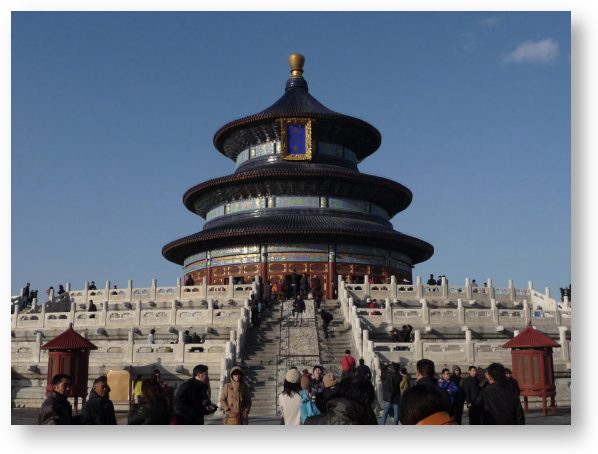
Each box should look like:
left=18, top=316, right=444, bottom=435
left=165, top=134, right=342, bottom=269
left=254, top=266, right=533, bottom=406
left=316, top=299, right=356, bottom=376
left=241, top=302, right=282, bottom=416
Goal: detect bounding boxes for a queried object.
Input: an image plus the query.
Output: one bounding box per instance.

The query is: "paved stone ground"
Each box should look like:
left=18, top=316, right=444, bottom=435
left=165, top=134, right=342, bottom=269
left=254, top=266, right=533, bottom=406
left=12, top=406, right=570, bottom=425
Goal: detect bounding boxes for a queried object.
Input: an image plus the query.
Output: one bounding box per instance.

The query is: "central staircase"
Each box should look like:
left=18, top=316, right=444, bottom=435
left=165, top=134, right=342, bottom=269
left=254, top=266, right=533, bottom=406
left=239, top=298, right=356, bottom=417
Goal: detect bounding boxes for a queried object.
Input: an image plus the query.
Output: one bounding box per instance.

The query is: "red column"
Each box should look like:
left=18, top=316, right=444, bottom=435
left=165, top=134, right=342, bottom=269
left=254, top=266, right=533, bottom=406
left=327, top=261, right=337, bottom=299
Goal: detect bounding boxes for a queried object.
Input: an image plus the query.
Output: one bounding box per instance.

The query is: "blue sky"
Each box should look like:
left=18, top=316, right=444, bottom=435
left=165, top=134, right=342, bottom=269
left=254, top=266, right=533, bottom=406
left=11, top=12, right=570, bottom=296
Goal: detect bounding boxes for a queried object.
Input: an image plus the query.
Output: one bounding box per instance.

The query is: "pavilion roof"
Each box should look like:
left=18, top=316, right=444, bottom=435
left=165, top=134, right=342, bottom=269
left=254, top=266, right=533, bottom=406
left=41, top=324, right=98, bottom=351
left=502, top=325, right=560, bottom=349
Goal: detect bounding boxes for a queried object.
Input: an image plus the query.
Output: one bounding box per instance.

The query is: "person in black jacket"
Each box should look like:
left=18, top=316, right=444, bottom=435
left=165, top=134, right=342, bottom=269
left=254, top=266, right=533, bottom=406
left=470, top=363, right=525, bottom=425
left=461, top=365, right=481, bottom=423
left=80, top=376, right=117, bottom=424
left=128, top=378, right=170, bottom=425
left=381, top=362, right=402, bottom=424
left=174, top=364, right=216, bottom=425
left=38, top=374, right=78, bottom=425
left=304, top=376, right=378, bottom=425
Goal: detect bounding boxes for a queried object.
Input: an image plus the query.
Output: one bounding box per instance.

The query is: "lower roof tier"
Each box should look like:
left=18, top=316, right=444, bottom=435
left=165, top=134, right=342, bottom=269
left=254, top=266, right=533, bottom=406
left=162, top=214, right=433, bottom=266
left=182, top=164, right=413, bottom=218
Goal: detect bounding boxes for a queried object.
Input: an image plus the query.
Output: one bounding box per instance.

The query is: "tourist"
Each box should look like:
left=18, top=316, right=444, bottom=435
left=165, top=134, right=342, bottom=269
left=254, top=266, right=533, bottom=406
left=299, top=370, right=320, bottom=423
left=38, top=374, right=78, bottom=425
left=390, top=327, right=399, bottom=342
left=183, top=330, right=193, bottom=344
left=278, top=368, right=302, bottom=425
left=88, top=281, right=97, bottom=290
left=381, top=362, right=402, bottom=425
left=282, top=278, right=291, bottom=300
left=292, top=293, right=306, bottom=326
left=57, top=285, right=66, bottom=296
left=450, top=365, right=465, bottom=424
left=355, top=358, right=372, bottom=382
left=438, top=368, right=460, bottom=419
left=320, top=308, right=333, bottom=339
left=174, top=364, right=217, bottom=425
left=128, top=378, right=170, bottom=425
left=80, top=376, right=117, bottom=424
left=399, top=382, right=454, bottom=425
left=414, top=358, right=437, bottom=388
left=271, top=280, right=279, bottom=300
left=88, top=300, right=97, bottom=312
left=219, top=366, right=252, bottom=425
left=311, top=365, right=325, bottom=397
left=427, top=274, right=436, bottom=285
left=300, top=273, right=309, bottom=297
left=471, top=279, right=478, bottom=287
left=470, top=363, right=525, bottom=425
left=312, top=276, right=322, bottom=308
left=291, top=270, right=299, bottom=298
left=263, top=280, right=272, bottom=305
left=133, top=374, right=144, bottom=407
left=147, top=328, right=156, bottom=344
left=505, top=368, right=521, bottom=397
left=461, top=366, right=481, bottom=425
left=185, top=275, right=195, bottom=286
left=304, top=376, right=378, bottom=425
left=340, top=349, right=356, bottom=379
left=400, top=367, right=411, bottom=395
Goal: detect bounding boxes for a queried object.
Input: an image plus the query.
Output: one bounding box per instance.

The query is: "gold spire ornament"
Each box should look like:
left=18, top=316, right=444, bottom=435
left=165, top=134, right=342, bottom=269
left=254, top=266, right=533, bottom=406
left=289, top=53, right=305, bottom=78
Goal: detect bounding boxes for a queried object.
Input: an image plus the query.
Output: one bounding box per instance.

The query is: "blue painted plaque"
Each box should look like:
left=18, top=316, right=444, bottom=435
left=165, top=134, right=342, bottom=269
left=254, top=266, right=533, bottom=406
left=287, top=123, right=306, bottom=155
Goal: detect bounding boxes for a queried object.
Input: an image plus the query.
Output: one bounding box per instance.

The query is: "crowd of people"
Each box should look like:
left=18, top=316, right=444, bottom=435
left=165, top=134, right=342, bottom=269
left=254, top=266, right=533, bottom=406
left=38, top=356, right=525, bottom=425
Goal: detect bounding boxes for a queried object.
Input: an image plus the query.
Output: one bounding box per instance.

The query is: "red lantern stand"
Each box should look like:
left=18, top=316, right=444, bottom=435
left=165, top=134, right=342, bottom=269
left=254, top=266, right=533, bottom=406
left=503, top=324, right=560, bottom=416
left=41, top=323, right=98, bottom=413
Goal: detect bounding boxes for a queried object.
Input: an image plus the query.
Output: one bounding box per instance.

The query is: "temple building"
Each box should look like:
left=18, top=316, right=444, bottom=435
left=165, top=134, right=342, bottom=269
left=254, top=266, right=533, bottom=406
left=162, top=54, right=434, bottom=298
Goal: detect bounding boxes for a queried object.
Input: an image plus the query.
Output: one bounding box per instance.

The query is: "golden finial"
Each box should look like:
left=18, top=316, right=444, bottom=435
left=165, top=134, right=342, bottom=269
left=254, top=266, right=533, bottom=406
left=289, top=53, right=305, bottom=78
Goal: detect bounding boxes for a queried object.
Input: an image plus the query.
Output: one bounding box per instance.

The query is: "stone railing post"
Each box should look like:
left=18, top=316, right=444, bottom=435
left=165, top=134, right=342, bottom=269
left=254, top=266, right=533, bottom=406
left=151, top=279, right=158, bottom=301
left=41, top=301, right=46, bottom=328
left=390, top=275, right=397, bottom=298
left=227, top=280, right=234, bottom=299
left=362, top=329, right=369, bottom=357
left=487, top=278, right=495, bottom=300
left=174, top=277, right=181, bottom=301
left=35, top=331, right=43, bottom=363
left=237, top=319, right=244, bottom=358
left=558, top=327, right=569, bottom=362
left=127, top=329, right=135, bottom=363
left=522, top=300, right=531, bottom=325
left=420, top=298, right=429, bottom=324
left=105, top=281, right=111, bottom=300
left=508, top=279, right=516, bottom=301
left=490, top=299, right=498, bottom=323
left=457, top=299, right=465, bottom=324
left=415, top=276, right=423, bottom=299
left=170, top=299, right=177, bottom=325
left=13, top=302, right=20, bottom=328
left=175, top=339, right=184, bottom=363
left=441, top=276, right=448, bottom=299
left=207, top=300, right=214, bottom=324
left=48, top=288, right=55, bottom=305
left=66, top=282, right=71, bottom=292
left=136, top=300, right=142, bottom=326
left=83, top=281, right=89, bottom=304
left=414, top=329, right=423, bottom=360
left=101, top=299, right=108, bottom=326
left=465, top=329, right=474, bottom=363
left=385, top=298, right=392, bottom=324
left=465, top=278, right=472, bottom=300
left=202, top=276, right=208, bottom=300
left=127, top=280, right=133, bottom=302
left=555, top=305, right=562, bottom=326
left=70, top=298, right=76, bottom=324
left=364, top=275, right=370, bottom=297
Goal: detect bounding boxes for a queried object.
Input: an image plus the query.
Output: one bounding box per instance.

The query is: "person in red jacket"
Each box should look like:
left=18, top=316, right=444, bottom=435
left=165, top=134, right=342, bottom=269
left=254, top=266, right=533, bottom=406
left=340, top=350, right=356, bottom=380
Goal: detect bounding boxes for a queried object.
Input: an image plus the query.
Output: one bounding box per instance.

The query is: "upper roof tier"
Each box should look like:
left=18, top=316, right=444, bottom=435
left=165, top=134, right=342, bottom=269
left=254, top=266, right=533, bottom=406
left=213, top=54, right=382, bottom=162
